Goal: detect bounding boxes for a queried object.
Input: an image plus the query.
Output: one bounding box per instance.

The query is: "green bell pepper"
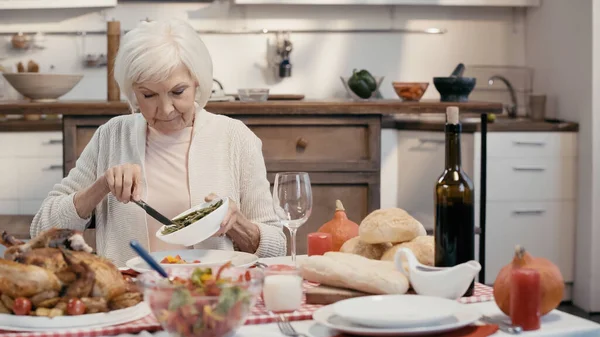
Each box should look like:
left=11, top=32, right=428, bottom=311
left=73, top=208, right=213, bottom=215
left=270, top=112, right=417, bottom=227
left=347, top=69, right=377, bottom=99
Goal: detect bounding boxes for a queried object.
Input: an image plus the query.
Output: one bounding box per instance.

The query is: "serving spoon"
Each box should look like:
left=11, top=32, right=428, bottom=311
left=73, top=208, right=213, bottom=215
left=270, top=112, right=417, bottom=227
left=129, top=239, right=169, bottom=279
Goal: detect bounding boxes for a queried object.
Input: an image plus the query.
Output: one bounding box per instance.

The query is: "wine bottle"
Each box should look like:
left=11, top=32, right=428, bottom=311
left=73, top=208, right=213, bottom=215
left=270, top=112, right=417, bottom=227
left=434, top=106, right=476, bottom=297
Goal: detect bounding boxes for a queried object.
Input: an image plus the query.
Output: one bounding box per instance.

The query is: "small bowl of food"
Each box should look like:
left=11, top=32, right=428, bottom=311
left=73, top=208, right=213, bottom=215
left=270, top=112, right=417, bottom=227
left=138, top=264, right=264, bottom=337
left=238, top=88, right=269, bottom=102
left=392, top=82, right=429, bottom=101
left=155, top=197, right=229, bottom=246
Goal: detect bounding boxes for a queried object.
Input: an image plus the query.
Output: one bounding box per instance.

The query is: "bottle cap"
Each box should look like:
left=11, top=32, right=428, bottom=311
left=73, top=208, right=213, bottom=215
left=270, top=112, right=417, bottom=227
left=446, top=106, right=459, bottom=125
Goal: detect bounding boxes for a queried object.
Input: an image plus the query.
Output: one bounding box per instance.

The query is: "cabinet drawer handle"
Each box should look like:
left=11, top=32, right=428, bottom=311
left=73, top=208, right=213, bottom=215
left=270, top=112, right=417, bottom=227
left=513, top=141, right=545, bottom=146
left=513, top=166, right=545, bottom=172
left=44, top=165, right=63, bottom=171
left=44, top=139, right=62, bottom=145
left=419, top=139, right=445, bottom=144
left=296, top=137, right=308, bottom=149
left=513, top=210, right=545, bottom=215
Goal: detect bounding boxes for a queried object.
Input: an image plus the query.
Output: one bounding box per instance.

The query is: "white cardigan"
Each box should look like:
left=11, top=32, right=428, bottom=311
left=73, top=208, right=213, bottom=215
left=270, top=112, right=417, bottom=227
left=30, top=108, right=287, bottom=267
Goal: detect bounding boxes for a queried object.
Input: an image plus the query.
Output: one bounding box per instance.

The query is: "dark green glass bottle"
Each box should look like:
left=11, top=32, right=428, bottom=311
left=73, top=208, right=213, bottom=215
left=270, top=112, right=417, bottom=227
left=434, top=106, right=476, bottom=297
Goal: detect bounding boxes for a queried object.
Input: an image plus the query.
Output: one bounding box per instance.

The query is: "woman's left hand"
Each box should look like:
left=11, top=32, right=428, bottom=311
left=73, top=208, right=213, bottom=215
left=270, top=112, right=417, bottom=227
left=204, top=193, right=241, bottom=237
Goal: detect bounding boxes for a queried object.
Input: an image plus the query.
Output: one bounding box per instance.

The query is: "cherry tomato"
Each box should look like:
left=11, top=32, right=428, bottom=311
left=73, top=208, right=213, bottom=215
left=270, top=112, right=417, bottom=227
left=67, top=298, right=86, bottom=316
left=13, top=298, right=31, bottom=316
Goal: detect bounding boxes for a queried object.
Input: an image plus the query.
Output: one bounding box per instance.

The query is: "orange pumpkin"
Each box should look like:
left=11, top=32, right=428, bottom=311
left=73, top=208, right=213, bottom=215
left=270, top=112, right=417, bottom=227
left=317, top=200, right=359, bottom=251
left=493, top=245, right=564, bottom=316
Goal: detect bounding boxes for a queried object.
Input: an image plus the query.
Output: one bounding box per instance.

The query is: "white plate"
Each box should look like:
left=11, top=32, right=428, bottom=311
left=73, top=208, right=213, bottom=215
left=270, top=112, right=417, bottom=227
left=155, top=197, right=229, bottom=246
left=0, top=302, right=151, bottom=332
left=313, top=303, right=481, bottom=336
left=333, top=295, right=462, bottom=328
left=125, top=249, right=259, bottom=273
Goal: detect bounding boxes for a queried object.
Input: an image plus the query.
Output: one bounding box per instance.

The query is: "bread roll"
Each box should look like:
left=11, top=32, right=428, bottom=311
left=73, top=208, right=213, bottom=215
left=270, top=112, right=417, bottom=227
left=359, top=208, right=425, bottom=244
left=299, top=252, right=409, bottom=295
left=381, top=235, right=434, bottom=266
left=339, top=236, right=391, bottom=260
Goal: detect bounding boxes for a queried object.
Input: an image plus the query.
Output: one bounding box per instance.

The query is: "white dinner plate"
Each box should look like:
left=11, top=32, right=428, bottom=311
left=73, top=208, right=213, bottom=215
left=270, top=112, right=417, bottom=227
left=0, top=302, right=151, bottom=332
left=313, top=303, right=481, bottom=336
left=333, top=295, right=462, bottom=328
left=125, top=249, right=258, bottom=273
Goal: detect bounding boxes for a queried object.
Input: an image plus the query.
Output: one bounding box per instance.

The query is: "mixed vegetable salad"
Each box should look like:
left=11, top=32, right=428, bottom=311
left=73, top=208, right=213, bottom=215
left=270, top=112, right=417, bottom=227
left=151, top=262, right=255, bottom=337
left=161, top=199, right=224, bottom=235
left=160, top=255, right=201, bottom=264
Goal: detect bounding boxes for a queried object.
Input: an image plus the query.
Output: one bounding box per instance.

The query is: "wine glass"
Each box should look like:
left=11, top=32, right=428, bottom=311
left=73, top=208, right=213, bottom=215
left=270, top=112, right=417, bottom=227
left=272, top=172, right=313, bottom=263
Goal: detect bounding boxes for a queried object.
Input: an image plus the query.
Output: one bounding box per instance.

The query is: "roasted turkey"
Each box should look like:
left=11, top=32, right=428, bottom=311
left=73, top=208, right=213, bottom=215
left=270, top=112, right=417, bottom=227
left=0, top=228, right=137, bottom=314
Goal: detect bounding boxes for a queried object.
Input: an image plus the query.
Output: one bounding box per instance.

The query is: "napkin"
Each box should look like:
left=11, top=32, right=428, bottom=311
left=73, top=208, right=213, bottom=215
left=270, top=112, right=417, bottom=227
left=334, top=324, right=500, bottom=337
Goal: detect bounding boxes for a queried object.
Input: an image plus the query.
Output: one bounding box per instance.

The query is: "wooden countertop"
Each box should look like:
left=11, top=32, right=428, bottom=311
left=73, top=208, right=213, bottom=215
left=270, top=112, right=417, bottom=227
left=382, top=115, right=579, bottom=132
left=0, top=99, right=503, bottom=115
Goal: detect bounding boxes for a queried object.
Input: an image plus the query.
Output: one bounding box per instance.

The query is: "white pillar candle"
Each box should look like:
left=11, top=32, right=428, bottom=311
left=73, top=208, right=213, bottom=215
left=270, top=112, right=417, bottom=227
left=263, top=274, right=303, bottom=313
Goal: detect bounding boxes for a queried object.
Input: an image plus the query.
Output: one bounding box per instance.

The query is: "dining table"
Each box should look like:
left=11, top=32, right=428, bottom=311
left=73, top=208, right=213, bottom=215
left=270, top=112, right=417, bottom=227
left=105, top=255, right=600, bottom=337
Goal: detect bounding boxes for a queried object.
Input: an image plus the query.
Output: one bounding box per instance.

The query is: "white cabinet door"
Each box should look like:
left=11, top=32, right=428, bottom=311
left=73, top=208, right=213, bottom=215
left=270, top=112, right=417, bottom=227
left=395, top=131, right=474, bottom=231
left=16, top=158, right=63, bottom=200
left=0, top=0, right=116, bottom=9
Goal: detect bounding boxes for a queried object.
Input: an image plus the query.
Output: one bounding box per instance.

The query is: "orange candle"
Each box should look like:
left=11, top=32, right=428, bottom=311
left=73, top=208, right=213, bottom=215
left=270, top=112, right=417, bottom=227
left=510, top=268, right=541, bottom=331
left=307, top=232, right=332, bottom=256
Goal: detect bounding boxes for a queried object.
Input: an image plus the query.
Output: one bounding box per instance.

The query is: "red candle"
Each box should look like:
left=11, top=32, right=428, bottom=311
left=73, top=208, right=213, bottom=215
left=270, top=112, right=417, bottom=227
left=510, top=268, right=541, bottom=331
left=307, top=232, right=332, bottom=256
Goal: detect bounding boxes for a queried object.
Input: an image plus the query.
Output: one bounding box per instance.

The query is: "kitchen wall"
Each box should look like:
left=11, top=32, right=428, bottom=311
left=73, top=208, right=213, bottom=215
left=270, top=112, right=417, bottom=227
left=525, top=0, right=598, bottom=313
left=0, top=1, right=526, bottom=100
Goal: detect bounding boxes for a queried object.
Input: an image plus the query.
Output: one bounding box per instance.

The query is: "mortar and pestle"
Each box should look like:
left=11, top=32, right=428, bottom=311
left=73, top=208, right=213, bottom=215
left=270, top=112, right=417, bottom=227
left=433, top=63, right=476, bottom=102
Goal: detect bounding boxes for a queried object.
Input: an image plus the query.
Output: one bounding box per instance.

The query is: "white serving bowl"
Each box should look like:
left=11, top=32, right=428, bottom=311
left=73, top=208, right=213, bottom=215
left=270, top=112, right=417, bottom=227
left=155, top=197, right=229, bottom=246
left=2, top=73, right=83, bottom=102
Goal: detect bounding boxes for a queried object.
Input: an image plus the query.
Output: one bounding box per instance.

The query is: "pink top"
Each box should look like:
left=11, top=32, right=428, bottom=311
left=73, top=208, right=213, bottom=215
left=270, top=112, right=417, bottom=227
left=145, top=125, right=193, bottom=252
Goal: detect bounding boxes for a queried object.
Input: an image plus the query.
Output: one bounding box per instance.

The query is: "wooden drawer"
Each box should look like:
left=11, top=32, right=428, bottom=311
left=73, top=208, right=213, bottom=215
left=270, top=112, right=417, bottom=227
left=267, top=171, right=379, bottom=255
left=0, top=132, right=62, bottom=158
left=242, top=116, right=380, bottom=172
left=474, top=157, right=576, bottom=202
left=481, top=201, right=575, bottom=284
left=476, top=132, right=577, bottom=159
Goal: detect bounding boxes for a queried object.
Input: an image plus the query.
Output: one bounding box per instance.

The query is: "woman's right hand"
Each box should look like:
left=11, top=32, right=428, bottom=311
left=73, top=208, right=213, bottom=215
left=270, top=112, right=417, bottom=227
left=103, top=164, right=142, bottom=203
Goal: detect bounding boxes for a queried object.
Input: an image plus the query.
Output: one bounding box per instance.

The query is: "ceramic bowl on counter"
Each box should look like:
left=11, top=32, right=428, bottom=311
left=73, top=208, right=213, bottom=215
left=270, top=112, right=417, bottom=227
left=2, top=73, right=83, bottom=102
left=392, top=82, right=429, bottom=101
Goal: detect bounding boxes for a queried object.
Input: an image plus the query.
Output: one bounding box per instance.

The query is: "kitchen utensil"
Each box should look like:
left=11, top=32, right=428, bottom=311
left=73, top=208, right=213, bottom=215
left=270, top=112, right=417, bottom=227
left=433, top=63, right=476, bottom=102
left=277, top=320, right=308, bottom=337
left=392, top=82, right=429, bottom=101
left=154, top=197, right=229, bottom=246
left=305, top=284, right=370, bottom=305
left=312, top=304, right=481, bottom=336
left=394, top=248, right=481, bottom=300
left=529, top=94, right=546, bottom=121
left=132, top=199, right=172, bottom=227
left=238, top=88, right=269, bottom=102
left=481, top=315, right=523, bottom=334
left=332, top=295, right=462, bottom=329
left=129, top=239, right=169, bottom=278
left=125, top=249, right=236, bottom=272
left=2, top=73, right=83, bottom=102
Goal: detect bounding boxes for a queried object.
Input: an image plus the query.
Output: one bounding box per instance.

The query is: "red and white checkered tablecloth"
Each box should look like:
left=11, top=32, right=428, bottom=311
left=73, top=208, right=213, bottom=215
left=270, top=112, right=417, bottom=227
left=0, top=281, right=494, bottom=337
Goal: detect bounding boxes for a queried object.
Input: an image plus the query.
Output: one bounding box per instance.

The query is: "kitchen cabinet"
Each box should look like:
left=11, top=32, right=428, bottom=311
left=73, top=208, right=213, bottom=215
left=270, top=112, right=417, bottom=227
left=63, top=113, right=381, bottom=255
left=392, top=130, right=577, bottom=293
left=0, top=0, right=116, bottom=9
left=234, top=0, right=539, bottom=6
left=0, top=131, right=63, bottom=215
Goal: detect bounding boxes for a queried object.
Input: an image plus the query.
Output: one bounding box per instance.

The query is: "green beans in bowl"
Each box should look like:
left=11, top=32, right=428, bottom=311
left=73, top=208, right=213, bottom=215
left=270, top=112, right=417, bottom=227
left=155, top=197, right=229, bottom=246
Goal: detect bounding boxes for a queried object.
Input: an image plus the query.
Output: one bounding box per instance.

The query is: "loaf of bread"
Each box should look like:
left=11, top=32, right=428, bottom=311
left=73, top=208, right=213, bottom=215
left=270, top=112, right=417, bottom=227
left=339, top=236, right=392, bottom=260
left=381, top=235, right=435, bottom=266
left=299, top=251, right=409, bottom=295
left=359, top=208, right=426, bottom=244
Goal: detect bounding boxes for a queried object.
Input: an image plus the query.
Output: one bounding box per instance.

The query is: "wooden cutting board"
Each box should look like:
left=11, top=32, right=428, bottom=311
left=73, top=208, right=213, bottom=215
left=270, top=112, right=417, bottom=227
left=305, top=284, right=371, bottom=305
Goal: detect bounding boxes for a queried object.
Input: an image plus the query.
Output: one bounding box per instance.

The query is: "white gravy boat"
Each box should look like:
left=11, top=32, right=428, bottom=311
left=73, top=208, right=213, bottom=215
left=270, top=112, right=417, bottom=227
left=394, top=247, right=482, bottom=300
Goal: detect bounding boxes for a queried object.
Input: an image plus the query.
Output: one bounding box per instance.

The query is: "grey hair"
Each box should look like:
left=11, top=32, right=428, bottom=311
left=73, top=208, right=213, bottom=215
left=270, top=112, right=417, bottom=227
left=113, top=19, right=213, bottom=112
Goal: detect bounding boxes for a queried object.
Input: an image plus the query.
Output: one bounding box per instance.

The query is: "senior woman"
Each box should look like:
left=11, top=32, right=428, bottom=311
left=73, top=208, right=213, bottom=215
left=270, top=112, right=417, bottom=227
left=30, top=19, right=287, bottom=266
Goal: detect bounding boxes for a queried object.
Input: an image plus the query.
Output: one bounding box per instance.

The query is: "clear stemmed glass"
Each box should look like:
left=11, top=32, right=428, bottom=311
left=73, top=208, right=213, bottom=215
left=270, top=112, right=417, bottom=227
left=272, top=172, right=313, bottom=263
